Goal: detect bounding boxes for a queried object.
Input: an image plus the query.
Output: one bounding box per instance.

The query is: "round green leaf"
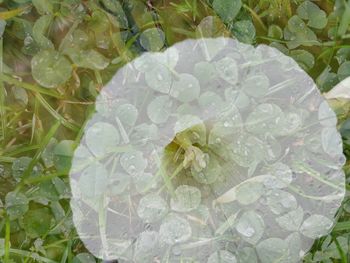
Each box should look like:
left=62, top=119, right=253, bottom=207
left=170, top=185, right=201, bottom=212
left=5, top=191, right=29, bottom=220
left=212, top=0, right=242, bottom=23
left=256, top=238, right=289, bottom=263
left=236, top=210, right=264, bottom=244
left=140, top=28, right=165, bottom=51
left=54, top=140, right=75, bottom=172
left=147, top=95, right=173, bottom=124
left=145, top=64, right=172, bottom=93
left=85, top=122, right=120, bottom=157
left=208, top=250, right=237, bottom=263
left=116, top=103, right=138, bottom=127
left=137, top=193, right=168, bottom=223
left=231, top=20, right=256, bottom=44
left=22, top=208, right=52, bottom=238
left=72, top=253, right=96, bottom=263
left=191, top=155, right=221, bottom=184
left=170, top=74, right=200, bottom=103
left=31, top=50, right=72, bottom=88
left=300, top=215, right=333, bottom=239
left=159, top=214, right=192, bottom=245
left=120, top=151, right=148, bottom=175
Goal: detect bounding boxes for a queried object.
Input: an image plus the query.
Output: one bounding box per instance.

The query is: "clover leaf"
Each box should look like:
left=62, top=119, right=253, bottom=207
left=212, top=0, right=242, bottom=23
left=31, top=50, right=72, bottom=88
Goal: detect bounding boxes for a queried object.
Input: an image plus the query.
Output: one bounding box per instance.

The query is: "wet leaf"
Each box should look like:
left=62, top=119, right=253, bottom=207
left=140, top=28, right=165, bottom=51
left=231, top=20, right=256, bottom=44
left=170, top=185, right=201, bottom=212
left=170, top=74, right=200, bottom=103
left=236, top=210, right=264, bottom=245
left=208, top=250, right=237, bottom=263
left=256, top=238, right=289, bottom=263
left=54, top=140, right=75, bottom=172
left=300, top=215, right=334, bottom=239
left=159, top=214, right=192, bottom=245
left=212, top=0, right=242, bottom=23
left=137, top=193, right=168, bottom=223
left=120, top=151, right=148, bottom=175
left=147, top=95, right=173, bottom=124
left=22, top=208, right=52, bottom=238
left=66, top=48, right=110, bottom=70
left=32, top=15, right=54, bottom=50
left=32, top=0, right=54, bottom=15
left=72, top=253, right=96, bottom=263
left=5, top=191, right=29, bottom=220
left=297, top=1, right=328, bottom=29
left=31, top=50, right=72, bottom=88
left=85, top=122, right=120, bottom=157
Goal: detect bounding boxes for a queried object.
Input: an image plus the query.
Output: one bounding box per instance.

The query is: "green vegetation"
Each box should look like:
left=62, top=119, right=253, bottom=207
left=0, top=0, right=350, bottom=262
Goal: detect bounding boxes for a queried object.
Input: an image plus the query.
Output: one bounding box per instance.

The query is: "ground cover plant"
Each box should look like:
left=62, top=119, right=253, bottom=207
left=0, top=0, right=350, bottom=262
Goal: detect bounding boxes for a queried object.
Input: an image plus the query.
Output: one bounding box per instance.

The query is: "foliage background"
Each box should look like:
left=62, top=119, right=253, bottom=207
left=0, top=0, right=350, bottom=262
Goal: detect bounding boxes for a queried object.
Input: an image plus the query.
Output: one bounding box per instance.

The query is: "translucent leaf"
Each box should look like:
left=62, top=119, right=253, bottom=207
left=276, top=206, right=304, bottom=232
left=159, top=214, right=192, bottom=245
left=215, top=57, right=238, bottom=84
left=120, top=151, right=148, bottom=175
left=256, top=238, right=289, bottom=263
left=54, top=140, right=75, bottom=172
left=170, top=74, right=200, bottom=103
left=116, top=103, right=138, bottom=127
left=31, top=50, right=72, bottom=88
left=32, top=15, right=54, bottom=50
left=72, top=253, right=96, bottom=263
left=266, top=190, right=297, bottom=215
left=32, top=0, right=53, bottom=14
left=212, top=0, right=242, bottom=23
left=78, top=162, right=109, bottom=200
left=322, top=127, right=343, bottom=157
left=236, top=247, right=257, bottom=263
left=318, top=101, right=337, bottom=127
left=101, top=0, right=128, bottom=28
left=11, top=86, right=28, bottom=106
left=191, top=155, right=221, bottom=184
left=243, top=74, right=269, bottom=98
left=235, top=180, right=264, bottom=205
left=88, top=10, right=110, bottom=33
left=66, top=48, right=109, bottom=70
left=145, top=65, right=172, bottom=94
left=140, top=28, right=165, bottom=51
left=41, top=138, right=58, bottom=168
left=147, top=95, right=173, bottom=124
left=85, top=122, right=120, bottom=157
left=12, top=156, right=42, bottom=181
left=134, top=231, right=159, bottom=262
left=170, top=185, right=201, bottom=212
left=262, top=162, right=293, bottom=189
left=236, top=210, right=264, bottom=244
left=5, top=191, right=29, bottom=220
left=245, top=103, right=285, bottom=136
left=194, top=61, right=218, bottom=85
left=137, top=193, right=168, bottom=223
left=208, top=250, right=237, bottom=263
left=300, top=215, right=334, bottom=238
